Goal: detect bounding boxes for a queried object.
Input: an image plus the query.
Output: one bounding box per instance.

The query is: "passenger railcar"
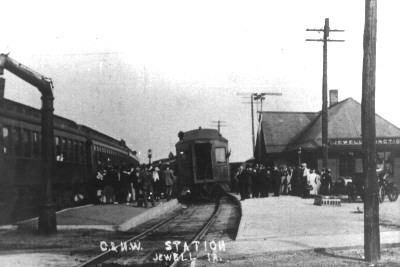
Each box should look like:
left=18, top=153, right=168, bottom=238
left=0, top=98, right=139, bottom=224
left=175, top=128, right=230, bottom=197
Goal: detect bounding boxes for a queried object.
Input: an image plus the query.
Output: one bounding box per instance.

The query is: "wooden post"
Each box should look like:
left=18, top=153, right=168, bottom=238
left=322, top=18, right=329, bottom=169
left=251, top=94, right=255, bottom=152
left=306, top=19, right=344, bottom=170
left=362, top=0, right=380, bottom=263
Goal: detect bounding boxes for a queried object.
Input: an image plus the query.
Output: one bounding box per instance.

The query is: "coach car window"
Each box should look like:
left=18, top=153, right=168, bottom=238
left=32, top=131, right=40, bottom=158
left=67, top=139, right=73, bottom=162
left=23, top=129, right=32, bottom=157
left=2, top=126, right=10, bottom=154
left=74, top=141, right=80, bottom=162
left=61, top=138, right=67, bottom=160
left=215, top=147, right=226, bottom=163
left=79, top=142, right=84, bottom=163
left=55, top=137, right=61, bottom=157
left=12, top=127, right=22, bottom=156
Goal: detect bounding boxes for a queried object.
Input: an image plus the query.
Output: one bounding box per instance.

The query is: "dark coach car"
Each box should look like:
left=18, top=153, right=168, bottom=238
left=175, top=128, right=230, bottom=197
left=0, top=98, right=139, bottom=224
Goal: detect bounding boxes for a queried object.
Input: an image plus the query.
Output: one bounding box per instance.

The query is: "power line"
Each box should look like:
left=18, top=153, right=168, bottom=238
left=238, top=92, right=282, bottom=153
left=211, top=120, right=227, bottom=133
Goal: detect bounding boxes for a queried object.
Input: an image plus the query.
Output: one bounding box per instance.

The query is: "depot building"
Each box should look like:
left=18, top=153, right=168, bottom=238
left=255, top=90, right=400, bottom=187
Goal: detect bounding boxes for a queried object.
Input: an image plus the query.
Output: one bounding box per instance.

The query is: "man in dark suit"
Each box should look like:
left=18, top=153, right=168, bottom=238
left=273, top=165, right=281, bottom=196
left=163, top=164, right=175, bottom=201
left=140, top=165, right=155, bottom=208
left=244, top=164, right=253, bottom=199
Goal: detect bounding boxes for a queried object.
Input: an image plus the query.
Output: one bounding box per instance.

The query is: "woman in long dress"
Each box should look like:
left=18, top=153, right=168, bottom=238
left=309, top=169, right=318, bottom=195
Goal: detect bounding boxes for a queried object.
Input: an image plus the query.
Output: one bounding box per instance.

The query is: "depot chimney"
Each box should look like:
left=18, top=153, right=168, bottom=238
left=329, top=90, right=338, bottom=107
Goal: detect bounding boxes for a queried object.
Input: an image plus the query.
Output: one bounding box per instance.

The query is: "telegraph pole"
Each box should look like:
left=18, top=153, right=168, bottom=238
left=306, top=18, right=344, bottom=169
left=238, top=92, right=282, bottom=152
left=211, top=120, right=227, bottom=133
left=362, top=0, right=380, bottom=263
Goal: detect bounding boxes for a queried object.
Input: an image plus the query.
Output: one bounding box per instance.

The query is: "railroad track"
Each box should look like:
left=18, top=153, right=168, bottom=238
left=79, top=191, right=240, bottom=267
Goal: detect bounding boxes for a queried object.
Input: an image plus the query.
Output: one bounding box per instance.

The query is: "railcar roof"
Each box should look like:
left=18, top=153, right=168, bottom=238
left=176, top=128, right=228, bottom=144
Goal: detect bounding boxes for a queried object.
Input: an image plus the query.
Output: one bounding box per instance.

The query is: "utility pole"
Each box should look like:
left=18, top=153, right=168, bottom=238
left=238, top=92, right=282, bottom=152
left=211, top=120, right=227, bottom=133
left=362, top=0, right=380, bottom=263
left=306, top=18, right=344, bottom=169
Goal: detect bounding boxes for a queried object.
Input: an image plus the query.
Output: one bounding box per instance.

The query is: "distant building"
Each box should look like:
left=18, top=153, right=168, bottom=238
left=255, top=91, right=400, bottom=186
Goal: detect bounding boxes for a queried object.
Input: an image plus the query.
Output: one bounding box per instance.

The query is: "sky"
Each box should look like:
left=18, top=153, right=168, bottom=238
left=1, top=0, right=399, bottom=162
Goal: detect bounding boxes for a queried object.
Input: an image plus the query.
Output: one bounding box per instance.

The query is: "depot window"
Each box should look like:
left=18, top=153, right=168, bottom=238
left=215, top=147, right=226, bottom=163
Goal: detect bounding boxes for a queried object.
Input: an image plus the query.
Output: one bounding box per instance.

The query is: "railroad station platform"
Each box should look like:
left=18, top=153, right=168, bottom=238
left=14, top=199, right=180, bottom=232
left=232, top=194, right=400, bottom=253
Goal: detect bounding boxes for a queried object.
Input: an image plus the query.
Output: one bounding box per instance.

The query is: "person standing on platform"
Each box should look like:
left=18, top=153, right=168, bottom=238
left=151, top=166, right=161, bottom=201
left=286, top=166, right=293, bottom=195
left=103, top=166, right=115, bottom=204
left=301, top=163, right=310, bottom=198
left=120, top=164, right=132, bottom=204
left=237, top=165, right=246, bottom=200
left=163, top=164, right=175, bottom=201
left=280, top=166, right=288, bottom=195
left=258, top=164, right=268, bottom=197
left=234, top=166, right=244, bottom=196
left=272, top=165, right=281, bottom=196
left=315, top=170, right=321, bottom=195
left=244, top=164, right=253, bottom=199
left=320, top=168, right=333, bottom=195
left=140, top=165, right=155, bottom=208
left=94, top=166, right=104, bottom=204
left=309, top=168, right=318, bottom=196
left=252, top=164, right=260, bottom=198
left=291, top=166, right=299, bottom=196
left=265, top=166, right=272, bottom=197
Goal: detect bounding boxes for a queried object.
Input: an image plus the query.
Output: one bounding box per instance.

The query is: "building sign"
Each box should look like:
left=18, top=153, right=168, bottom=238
left=330, top=138, right=400, bottom=146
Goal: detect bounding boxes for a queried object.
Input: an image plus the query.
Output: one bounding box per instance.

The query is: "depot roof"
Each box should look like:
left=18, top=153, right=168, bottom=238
left=259, top=97, right=400, bottom=153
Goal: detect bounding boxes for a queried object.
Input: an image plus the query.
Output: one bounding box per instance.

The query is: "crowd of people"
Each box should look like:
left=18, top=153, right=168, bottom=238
left=93, top=162, right=177, bottom=208
left=234, top=162, right=333, bottom=201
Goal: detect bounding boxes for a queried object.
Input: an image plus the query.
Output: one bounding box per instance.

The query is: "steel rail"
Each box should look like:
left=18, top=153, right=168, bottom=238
left=78, top=212, right=183, bottom=267
left=169, top=194, right=223, bottom=267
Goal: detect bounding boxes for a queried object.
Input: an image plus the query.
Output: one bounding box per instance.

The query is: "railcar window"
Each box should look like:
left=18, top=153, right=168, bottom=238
left=32, top=131, right=40, bottom=158
left=23, top=129, right=32, bottom=157
left=5, top=101, right=13, bottom=111
left=12, top=127, right=22, bottom=156
left=55, top=136, right=61, bottom=159
left=2, top=126, right=10, bottom=154
left=215, top=147, right=226, bottom=163
left=79, top=142, right=84, bottom=163
left=16, top=105, right=23, bottom=113
left=74, top=141, right=79, bottom=162
left=61, top=138, right=67, bottom=161
left=33, top=110, right=40, bottom=118
left=67, top=139, right=73, bottom=162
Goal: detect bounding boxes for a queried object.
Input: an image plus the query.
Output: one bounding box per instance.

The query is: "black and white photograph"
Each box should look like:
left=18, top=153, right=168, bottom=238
left=0, top=0, right=399, bottom=266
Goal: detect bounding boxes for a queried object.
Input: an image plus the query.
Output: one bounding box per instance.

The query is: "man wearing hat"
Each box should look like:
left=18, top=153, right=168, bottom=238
left=163, top=164, right=176, bottom=201
left=320, top=168, right=332, bottom=195
left=301, top=163, right=311, bottom=198
left=243, top=164, right=254, bottom=199
left=140, top=164, right=155, bottom=208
